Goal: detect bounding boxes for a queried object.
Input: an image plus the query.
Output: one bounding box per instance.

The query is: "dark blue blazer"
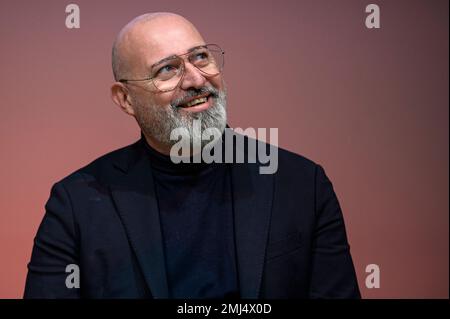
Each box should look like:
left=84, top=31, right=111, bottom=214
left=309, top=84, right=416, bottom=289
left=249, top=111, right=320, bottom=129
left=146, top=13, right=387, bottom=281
left=24, top=133, right=361, bottom=299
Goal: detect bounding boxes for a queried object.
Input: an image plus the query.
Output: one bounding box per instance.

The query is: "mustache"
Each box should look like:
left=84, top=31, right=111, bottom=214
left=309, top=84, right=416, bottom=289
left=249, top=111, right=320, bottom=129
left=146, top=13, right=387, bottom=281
left=170, top=87, right=220, bottom=108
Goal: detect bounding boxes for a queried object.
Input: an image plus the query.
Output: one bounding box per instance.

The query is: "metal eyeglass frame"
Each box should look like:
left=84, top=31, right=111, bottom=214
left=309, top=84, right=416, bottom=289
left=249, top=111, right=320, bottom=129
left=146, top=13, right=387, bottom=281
left=118, top=44, right=225, bottom=93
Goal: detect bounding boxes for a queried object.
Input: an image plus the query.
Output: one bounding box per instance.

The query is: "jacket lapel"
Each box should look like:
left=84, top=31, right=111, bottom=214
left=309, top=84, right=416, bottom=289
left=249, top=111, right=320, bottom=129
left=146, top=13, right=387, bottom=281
left=109, top=141, right=169, bottom=298
left=107, top=134, right=275, bottom=299
left=230, top=136, right=274, bottom=299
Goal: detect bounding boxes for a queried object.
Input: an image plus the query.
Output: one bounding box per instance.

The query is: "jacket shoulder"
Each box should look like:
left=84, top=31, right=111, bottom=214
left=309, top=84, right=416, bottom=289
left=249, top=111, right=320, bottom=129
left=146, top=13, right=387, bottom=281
left=277, top=146, right=318, bottom=170
left=55, top=139, right=141, bottom=187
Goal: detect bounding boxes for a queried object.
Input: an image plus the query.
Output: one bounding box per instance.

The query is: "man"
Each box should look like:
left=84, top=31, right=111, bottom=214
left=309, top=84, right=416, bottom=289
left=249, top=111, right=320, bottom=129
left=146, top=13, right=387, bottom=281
left=24, top=13, right=360, bottom=298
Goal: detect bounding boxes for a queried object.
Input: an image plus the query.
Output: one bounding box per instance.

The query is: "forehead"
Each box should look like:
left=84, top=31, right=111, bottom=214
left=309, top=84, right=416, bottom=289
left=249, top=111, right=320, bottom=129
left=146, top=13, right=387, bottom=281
left=131, top=18, right=206, bottom=67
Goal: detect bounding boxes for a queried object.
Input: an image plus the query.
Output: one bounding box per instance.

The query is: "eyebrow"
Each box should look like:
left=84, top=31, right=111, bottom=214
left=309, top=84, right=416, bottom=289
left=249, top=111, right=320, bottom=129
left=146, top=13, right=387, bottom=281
left=150, top=45, right=208, bottom=69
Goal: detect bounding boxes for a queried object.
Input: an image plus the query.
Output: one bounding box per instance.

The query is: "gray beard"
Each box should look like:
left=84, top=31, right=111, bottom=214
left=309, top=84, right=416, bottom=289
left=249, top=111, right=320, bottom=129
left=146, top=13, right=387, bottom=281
left=135, top=88, right=227, bottom=150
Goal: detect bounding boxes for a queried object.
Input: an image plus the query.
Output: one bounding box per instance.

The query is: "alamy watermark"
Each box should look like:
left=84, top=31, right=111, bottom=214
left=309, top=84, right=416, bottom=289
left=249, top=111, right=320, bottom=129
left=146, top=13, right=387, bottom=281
left=169, top=121, right=279, bottom=175
left=65, top=264, right=80, bottom=289
left=365, top=263, right=381, bottom=288
left=65, top=4, right=80, bottom=29
left=65, top=4, right=381, bottom=30
left=365, top=4, right=381, bottom=29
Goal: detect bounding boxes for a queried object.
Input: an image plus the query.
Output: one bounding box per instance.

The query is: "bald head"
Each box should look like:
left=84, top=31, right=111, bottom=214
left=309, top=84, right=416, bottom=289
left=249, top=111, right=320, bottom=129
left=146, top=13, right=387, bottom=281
left=111, top=13, right=205, bottom=81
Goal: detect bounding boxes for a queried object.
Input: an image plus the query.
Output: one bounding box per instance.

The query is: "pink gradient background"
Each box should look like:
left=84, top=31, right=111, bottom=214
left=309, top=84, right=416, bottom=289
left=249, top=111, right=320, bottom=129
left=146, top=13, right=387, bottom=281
left=0, top=0, right=448, bottom=298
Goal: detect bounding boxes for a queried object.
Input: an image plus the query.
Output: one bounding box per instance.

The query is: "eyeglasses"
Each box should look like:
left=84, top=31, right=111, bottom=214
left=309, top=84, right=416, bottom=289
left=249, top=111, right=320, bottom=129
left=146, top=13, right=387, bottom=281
left=118, top=44, right=225, bottom=92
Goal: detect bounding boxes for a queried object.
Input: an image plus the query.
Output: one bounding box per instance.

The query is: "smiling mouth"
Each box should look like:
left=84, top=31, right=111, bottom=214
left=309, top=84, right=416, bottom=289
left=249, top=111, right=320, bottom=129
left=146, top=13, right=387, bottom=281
left=178, top=94, right=211, bottom=108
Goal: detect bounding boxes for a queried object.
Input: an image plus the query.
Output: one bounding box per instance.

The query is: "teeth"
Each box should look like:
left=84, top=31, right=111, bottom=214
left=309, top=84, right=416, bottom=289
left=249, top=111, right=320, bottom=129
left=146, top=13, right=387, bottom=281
left=185, top=97, right=207, bottom=107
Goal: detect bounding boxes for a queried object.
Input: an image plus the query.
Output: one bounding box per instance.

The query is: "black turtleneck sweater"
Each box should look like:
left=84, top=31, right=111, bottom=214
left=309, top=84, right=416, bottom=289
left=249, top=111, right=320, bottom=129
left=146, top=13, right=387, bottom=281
left=143, top=138, right=240, bottom=299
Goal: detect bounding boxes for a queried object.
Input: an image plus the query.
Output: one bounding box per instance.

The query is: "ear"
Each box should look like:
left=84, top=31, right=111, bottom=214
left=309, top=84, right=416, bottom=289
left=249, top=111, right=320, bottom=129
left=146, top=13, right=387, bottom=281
left=111, top=82, right=136, bottom=116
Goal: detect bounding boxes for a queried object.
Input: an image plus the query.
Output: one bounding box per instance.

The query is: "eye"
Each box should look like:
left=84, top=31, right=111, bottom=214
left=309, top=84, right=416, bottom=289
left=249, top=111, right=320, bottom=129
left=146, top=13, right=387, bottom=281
left=157, top=64, right=176, bottom=75
left=192, top=51, right=209, bottom=62
left=153, top=63, right=180, bottom=80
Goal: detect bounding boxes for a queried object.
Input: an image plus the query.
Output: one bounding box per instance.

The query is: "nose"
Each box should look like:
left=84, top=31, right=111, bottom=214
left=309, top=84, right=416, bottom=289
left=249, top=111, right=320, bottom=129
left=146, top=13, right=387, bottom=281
left=179, top=62, right=206, bottom=90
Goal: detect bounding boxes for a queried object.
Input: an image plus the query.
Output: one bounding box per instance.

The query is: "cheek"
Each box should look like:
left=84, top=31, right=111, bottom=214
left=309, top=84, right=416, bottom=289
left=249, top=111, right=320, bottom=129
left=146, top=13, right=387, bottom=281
left=135, top=91, right=171, bottom=109
left=150, top=91, right=174, bottom=107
